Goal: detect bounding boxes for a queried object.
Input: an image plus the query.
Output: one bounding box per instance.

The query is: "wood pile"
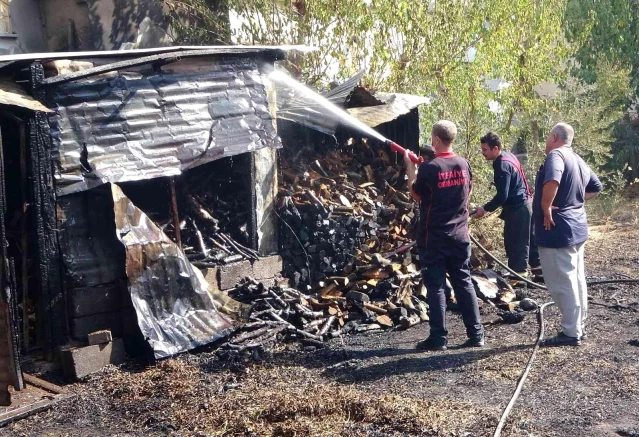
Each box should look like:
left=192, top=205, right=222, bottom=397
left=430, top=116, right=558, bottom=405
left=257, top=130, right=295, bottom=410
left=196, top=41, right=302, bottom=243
left=218, top=268, right=535, bottom=355
left=277, top=138, right=419, bottom=295
left=214, top=139, right=536, bottom=356
left=161, top=157, right=259, bottom=266
left=219, top=275, right=429, bottom=354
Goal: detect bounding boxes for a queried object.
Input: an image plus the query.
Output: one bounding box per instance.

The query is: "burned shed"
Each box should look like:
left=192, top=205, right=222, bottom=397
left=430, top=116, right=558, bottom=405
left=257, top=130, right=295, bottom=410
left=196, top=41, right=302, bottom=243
left=0, top=46, right=296, bottom=373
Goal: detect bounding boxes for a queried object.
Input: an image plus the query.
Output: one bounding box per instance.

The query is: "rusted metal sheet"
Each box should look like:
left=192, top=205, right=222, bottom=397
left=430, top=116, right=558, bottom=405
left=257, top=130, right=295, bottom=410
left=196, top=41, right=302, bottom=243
left=347, top=92, right=431, bottom=128
left=111, top=184, right=238, bottom=359
left=47, top=56, right=282, bottom=196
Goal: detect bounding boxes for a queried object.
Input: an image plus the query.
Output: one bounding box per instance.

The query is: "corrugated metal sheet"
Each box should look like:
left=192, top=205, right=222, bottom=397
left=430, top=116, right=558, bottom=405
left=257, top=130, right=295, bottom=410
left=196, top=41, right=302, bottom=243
left=347, top=92, right=431, bottom=127
left=47, top=56, right=282, bottom=196
left=275, top=70, right=365, bottom=135
left=111, top=184, right=237, bottom=359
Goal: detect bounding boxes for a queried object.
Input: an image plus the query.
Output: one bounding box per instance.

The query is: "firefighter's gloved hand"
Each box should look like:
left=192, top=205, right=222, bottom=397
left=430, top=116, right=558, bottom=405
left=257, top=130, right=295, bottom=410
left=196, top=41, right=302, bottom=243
left=471, top=206, right=485, bottom=218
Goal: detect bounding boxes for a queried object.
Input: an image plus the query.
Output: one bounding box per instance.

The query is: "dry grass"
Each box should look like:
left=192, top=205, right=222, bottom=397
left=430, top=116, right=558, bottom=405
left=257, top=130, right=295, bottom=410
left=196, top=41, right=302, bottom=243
left=85, top=359, right=498, bottom=436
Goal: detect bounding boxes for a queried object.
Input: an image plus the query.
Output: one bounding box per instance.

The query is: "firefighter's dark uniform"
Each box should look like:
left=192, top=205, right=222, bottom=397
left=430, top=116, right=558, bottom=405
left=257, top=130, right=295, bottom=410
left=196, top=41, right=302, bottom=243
left=412, top=152, right=483, bottom=341
left=483, top=151, right=541, bottom=273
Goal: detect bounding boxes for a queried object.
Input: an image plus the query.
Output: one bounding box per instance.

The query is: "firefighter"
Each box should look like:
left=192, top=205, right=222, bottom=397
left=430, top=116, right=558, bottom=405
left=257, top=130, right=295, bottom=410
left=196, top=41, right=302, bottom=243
left=471, top=132, right=542, bottom=284
left=404, top=120, right=484, bottom=351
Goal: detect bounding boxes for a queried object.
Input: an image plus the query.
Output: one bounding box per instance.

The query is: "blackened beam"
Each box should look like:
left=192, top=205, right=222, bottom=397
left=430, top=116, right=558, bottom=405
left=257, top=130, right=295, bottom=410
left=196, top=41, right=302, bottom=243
left=40, top=49, right=284, bottom=88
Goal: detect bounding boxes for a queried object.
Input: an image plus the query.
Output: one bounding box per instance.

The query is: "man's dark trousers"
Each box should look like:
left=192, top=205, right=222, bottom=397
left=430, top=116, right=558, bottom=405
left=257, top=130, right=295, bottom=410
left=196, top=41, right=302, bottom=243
left=501, top=199, right=534, bottom=273
left=419, top=242, right=483, bottom=339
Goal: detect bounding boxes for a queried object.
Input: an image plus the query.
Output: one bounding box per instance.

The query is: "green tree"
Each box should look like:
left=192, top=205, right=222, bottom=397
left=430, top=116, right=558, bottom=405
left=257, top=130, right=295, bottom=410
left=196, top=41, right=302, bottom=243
left=163, top=0, right=576, bottom=203
left=564, top=0, right=639, bottom=183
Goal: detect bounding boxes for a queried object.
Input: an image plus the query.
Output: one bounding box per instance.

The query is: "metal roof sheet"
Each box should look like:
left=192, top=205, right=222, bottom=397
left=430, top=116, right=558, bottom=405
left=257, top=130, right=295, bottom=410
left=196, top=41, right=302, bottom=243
left=47, top=56, right=281, bottom=196
left=0, top=45, right=311, bottom=64
left=347, top=92, right=431, bottom=127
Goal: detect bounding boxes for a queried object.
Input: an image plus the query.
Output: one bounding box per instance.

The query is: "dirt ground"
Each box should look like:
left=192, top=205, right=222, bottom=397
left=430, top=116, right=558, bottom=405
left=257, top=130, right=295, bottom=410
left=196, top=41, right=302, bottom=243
left=1, top=202, right=638, bottom=437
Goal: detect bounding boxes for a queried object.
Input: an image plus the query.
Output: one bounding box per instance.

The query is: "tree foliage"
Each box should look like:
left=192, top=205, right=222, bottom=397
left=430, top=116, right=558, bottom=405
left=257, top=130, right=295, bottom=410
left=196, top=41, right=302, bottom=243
left=564, top=0, right=639, bottom=183
left=164, top=0, right=635, bottom=191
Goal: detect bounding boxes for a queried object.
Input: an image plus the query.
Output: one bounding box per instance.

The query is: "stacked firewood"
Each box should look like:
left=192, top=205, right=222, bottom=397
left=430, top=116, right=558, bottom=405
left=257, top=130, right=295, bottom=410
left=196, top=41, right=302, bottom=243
left=277, top=138, right=419, bottom=293
left=218, top=269, right=536, bottom=355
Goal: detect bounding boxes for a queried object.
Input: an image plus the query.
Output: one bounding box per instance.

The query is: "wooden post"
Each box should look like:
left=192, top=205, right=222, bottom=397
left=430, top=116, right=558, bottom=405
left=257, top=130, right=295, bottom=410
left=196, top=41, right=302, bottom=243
left=169, top=177, right=182, bottom=249
left=19, top=123, right=28, bottom=350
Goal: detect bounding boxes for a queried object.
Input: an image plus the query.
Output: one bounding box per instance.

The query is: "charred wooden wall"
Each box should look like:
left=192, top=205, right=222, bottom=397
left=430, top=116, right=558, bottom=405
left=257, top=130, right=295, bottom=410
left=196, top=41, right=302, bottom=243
left=56, top=185, right=140, bottom=346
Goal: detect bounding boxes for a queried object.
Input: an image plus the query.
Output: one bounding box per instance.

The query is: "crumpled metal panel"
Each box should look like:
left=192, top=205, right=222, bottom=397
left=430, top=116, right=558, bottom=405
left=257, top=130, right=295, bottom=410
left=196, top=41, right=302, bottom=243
left=471, top=275, right=499, bottom=300
left=111, top=184, right=237, bottom=359
left=347, top=92, right=431, bottom=128
left=47, top=57, right=281, bottom=196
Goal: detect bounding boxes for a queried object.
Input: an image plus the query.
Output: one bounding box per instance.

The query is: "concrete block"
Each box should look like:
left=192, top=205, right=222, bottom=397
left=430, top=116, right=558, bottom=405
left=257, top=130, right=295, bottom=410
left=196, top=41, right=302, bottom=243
left=87, top=330, right=112, bottom=346
left=201, top=267, right=220, bottom=292
left=60, top=338, right=127, bottom=380
left=217, top=255, right=283, bottom=290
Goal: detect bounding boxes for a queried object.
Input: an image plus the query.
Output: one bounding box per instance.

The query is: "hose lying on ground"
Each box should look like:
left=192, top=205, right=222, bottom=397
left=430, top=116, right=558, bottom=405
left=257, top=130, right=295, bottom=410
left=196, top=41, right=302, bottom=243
left=470, top=234, right=547, bottom=290
left=492, top=301, right=554, bottom=437
left=470, top=234, right=639, bottom=289
left=469, top=234, right=639, bottom=437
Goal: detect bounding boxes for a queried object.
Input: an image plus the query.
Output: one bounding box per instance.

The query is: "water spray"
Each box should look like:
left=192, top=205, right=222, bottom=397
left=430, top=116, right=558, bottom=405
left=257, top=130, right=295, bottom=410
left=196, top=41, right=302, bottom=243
left=269, top=70, right=424, bottom=164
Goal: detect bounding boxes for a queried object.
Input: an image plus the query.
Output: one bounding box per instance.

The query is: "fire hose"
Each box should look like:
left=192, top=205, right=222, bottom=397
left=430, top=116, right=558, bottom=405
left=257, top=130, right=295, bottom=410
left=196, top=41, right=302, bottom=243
left=468, top=233, right=639, bottom=437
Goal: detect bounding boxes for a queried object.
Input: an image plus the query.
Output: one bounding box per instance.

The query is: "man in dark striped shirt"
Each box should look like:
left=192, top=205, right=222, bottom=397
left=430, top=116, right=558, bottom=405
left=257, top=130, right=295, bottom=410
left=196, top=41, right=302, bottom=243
left=472, top=132, right=541, bottom=282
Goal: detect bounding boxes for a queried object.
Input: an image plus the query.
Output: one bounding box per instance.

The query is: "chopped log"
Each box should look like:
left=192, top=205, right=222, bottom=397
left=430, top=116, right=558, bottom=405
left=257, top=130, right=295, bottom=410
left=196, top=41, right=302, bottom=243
left=346, top=291, right=370, bottom=303
left=339, top=195, right=352, bottom=207
left=357, top=323, right=382, bottom=333
left=364, top=165, right=375, bottom=182
left=499, top=289, right=517, bottom=304
left=363, top=303, right=388, bottom=315
left=319, top=316, right=336, bottom=336
left=376, top=315, right=394, bottom=327
left=305, top=190, right=328, bottom=215
left=400, top=315, right=420, bottom=329
left=327, top=276, right=350, bottom=287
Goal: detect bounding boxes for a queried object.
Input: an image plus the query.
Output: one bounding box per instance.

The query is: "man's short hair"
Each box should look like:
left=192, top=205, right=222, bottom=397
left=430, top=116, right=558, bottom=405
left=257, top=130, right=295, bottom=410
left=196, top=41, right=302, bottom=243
left=552, top=122, right=574, bottom=145
left=480, top=132, right=502, bottom=150
left=432, top=120, right=457, bottom=145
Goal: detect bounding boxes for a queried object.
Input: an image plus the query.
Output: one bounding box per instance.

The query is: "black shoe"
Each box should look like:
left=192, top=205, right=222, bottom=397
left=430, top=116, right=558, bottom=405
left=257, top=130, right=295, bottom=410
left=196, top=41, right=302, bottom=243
left=416, top=336, right=448, bottom=351
left=530, top=267, right=544, bottom=283
left=542, top=332, right=581, bottom=347
left=461, top=335, right=485, bottom=348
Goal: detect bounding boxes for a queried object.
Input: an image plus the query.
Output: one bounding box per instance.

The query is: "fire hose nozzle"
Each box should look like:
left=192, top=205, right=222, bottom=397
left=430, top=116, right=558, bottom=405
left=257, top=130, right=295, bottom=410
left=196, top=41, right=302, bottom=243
left=386, top=140, right=424, bottom=164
